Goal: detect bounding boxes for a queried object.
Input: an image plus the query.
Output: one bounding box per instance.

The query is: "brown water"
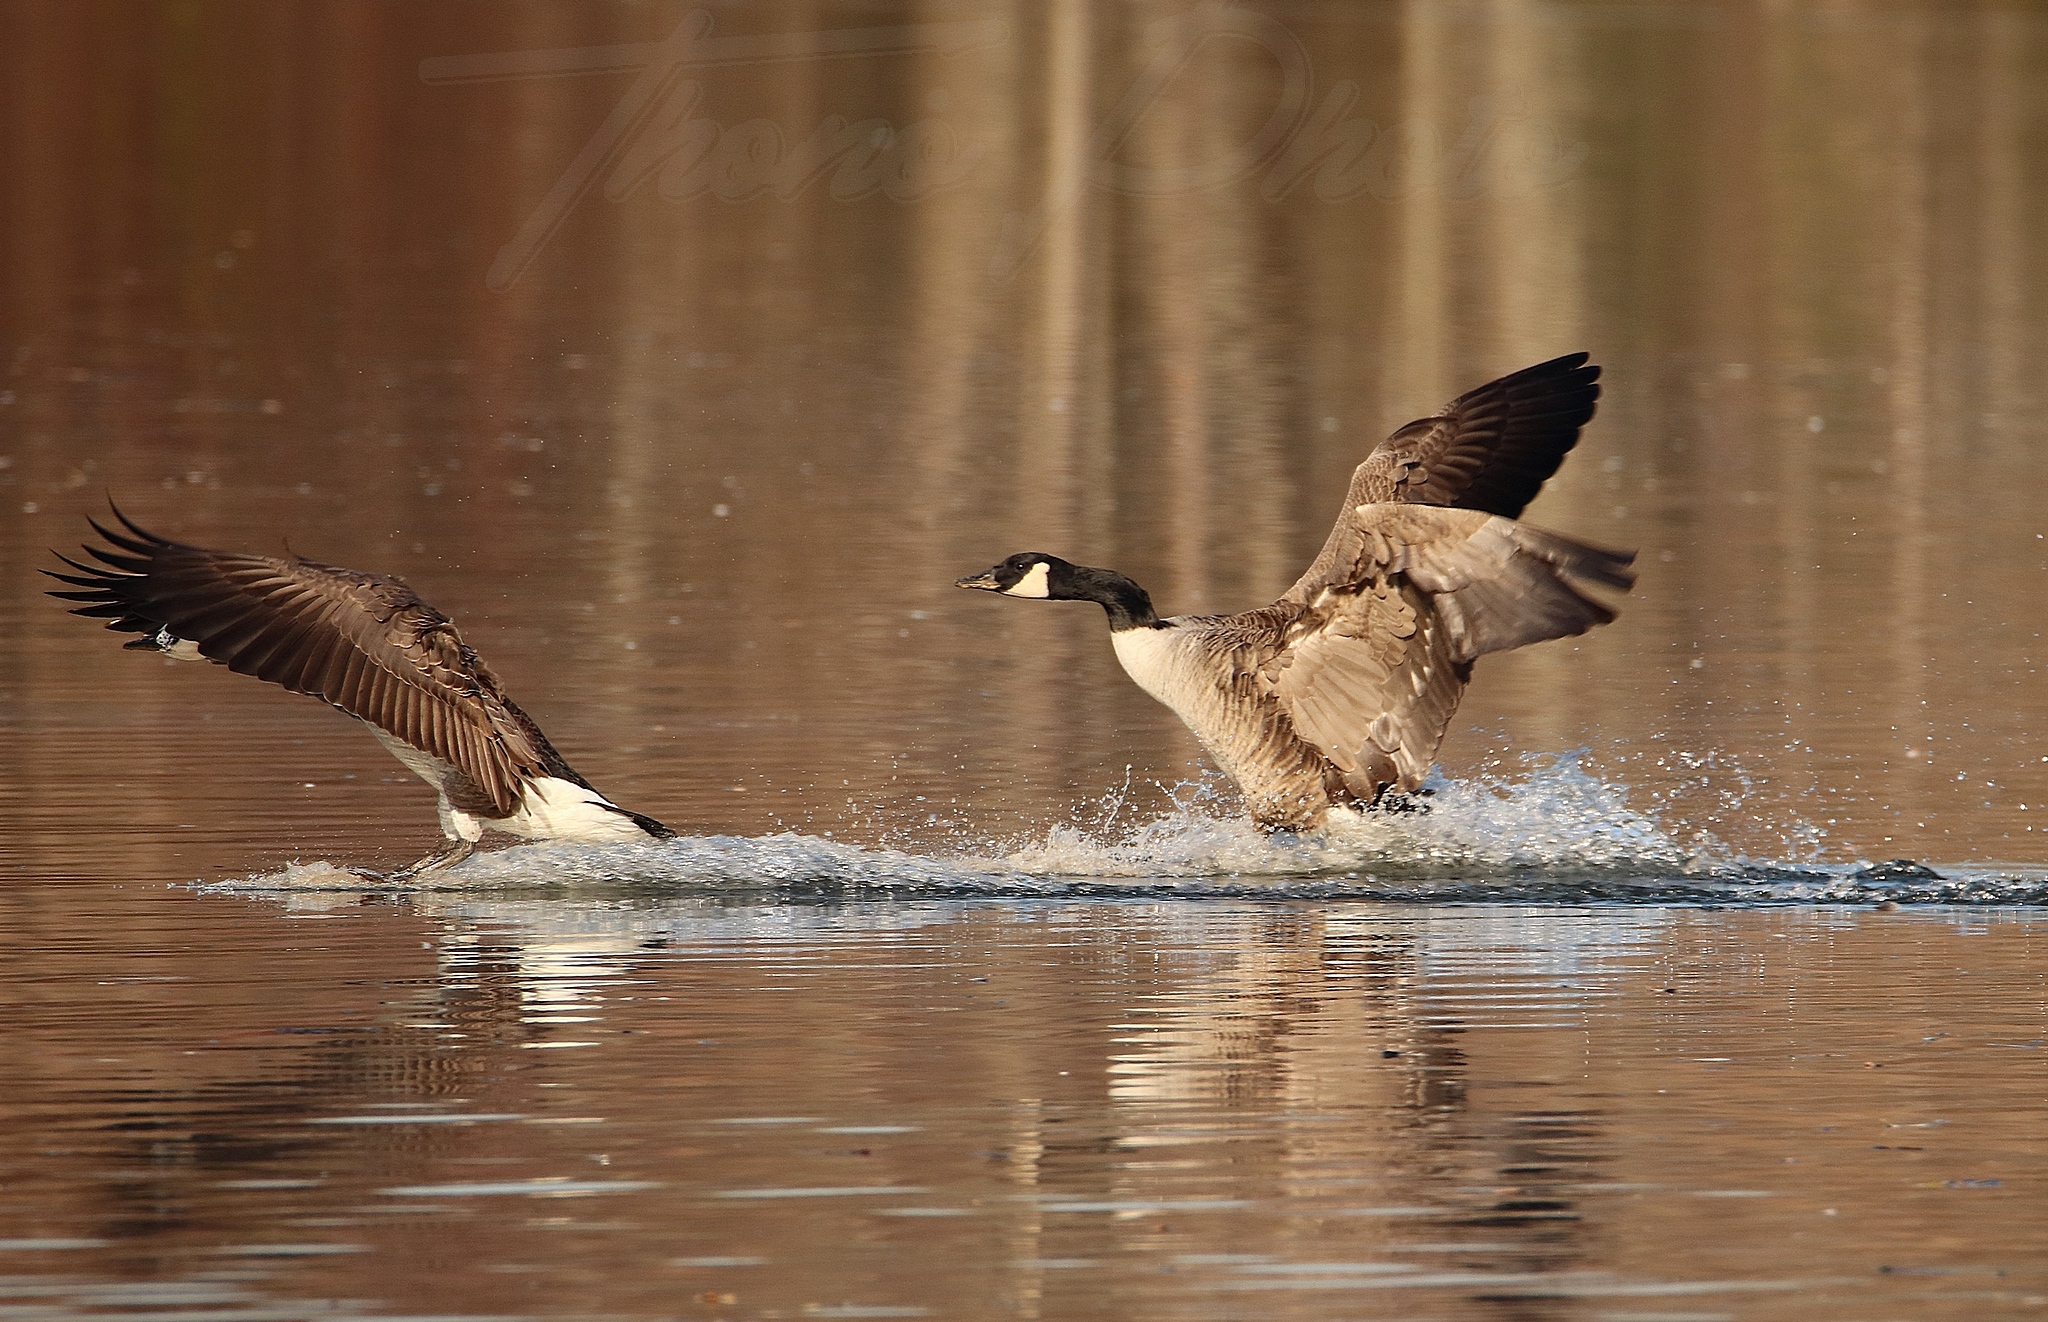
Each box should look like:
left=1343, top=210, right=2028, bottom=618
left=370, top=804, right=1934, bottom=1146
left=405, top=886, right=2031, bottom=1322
left=3, top=3, right=2048, bottom=1318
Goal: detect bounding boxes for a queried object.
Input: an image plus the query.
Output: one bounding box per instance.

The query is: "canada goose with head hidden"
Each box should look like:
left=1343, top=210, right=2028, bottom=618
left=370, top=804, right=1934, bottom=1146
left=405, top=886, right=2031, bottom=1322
left=957, top=352, right=1635, bottom=831
left=45, top=508, right=676, bottom=877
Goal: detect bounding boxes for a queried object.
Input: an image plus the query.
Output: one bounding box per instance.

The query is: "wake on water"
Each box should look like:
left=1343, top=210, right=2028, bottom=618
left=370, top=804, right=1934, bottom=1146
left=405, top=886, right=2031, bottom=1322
left=212, top=754, right=2048, bottom=906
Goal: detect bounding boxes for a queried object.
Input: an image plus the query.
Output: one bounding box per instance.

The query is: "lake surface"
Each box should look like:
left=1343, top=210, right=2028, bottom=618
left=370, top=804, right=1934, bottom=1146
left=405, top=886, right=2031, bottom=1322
left=2, top=2, right=2046, bottom=1318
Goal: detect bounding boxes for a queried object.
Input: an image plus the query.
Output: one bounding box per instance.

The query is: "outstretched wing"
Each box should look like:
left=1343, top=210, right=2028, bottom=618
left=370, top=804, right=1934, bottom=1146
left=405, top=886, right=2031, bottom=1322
left=1258, top=503, right=1634, bottom=798
left=1370, top=504, right=1635, bottom=659
left=44, top=509, right=568, bottom=817
left=1254, top=582, right=1468, bottom=800
left=1288, top=353, right=1602, bottom=604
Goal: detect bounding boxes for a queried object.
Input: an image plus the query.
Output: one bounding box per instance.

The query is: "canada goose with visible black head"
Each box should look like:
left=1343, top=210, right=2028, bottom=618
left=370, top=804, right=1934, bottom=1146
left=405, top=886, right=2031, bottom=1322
left=45, top=509, right=675, bottom=877
left=958, top=353, right=1635, bottom=831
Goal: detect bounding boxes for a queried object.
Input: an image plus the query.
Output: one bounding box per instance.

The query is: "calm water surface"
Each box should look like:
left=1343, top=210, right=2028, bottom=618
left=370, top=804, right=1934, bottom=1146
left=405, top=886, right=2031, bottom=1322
left=3, top=2, right=2048, bottom=1318
left=3, top=892, right=2045, bottom=1320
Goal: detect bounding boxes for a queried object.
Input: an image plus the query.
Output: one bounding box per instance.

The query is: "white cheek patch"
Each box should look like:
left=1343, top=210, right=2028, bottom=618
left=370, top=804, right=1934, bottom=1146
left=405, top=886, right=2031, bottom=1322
left=1003, top=562, right=1052, bottom=598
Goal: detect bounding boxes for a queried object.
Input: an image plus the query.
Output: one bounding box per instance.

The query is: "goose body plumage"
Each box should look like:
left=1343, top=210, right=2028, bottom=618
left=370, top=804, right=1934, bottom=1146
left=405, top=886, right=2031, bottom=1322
left=46, top=510, right=674, bottom=876
left=958, top=353, right=1636, bottom=830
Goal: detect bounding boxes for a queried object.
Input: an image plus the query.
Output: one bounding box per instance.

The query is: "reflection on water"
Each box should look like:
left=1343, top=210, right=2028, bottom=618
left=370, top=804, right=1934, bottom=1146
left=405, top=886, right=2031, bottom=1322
left=3, top=892, right=2044, bottom=1320
left=6, top=4, right=2048, bottom=1319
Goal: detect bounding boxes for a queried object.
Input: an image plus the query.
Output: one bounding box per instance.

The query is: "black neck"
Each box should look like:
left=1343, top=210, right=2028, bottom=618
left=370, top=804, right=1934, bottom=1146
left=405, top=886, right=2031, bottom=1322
left=1067, top=565, right=1158, bottom=631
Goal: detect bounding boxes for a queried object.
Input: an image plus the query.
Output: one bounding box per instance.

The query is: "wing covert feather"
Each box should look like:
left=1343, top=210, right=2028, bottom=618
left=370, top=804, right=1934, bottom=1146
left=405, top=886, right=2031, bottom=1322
left=1241, top=504, right=1631, bottom=805
left=1365, top=505, right=1635, bottom=661
left=1288, top=353, right=1602, bottom=604
left=1259, top=579, right=1468, bottom=800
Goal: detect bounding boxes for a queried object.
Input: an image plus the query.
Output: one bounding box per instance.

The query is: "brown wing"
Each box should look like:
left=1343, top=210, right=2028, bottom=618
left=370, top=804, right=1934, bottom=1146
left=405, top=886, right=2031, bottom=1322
left=1366, top=504, right=1635, bottom=660
left=1288, top=353, right=1601, bottom=604
left=44, top=509, right=569, bottom=817
left=1258, top=582, right=1469, bottom=801
left=1250, top=503, right=1633, bottom=801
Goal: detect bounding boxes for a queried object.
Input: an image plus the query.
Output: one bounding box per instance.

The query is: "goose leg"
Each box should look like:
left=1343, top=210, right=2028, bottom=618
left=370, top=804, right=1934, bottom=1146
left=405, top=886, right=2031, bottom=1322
left=385, top=837, right=477, bottom=882
left=375, top=796, right=486, bottom=881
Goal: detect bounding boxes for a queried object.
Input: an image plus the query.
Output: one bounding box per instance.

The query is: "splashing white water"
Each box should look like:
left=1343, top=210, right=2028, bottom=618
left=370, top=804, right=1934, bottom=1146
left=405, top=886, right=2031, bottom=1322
left=224, top=754, right=1701, bottom=893
left=229, top=834, right=1030, bottom=895
left=207, top=752, right=2048, bottom=904
left=998, top=753, right=1701, bottom=879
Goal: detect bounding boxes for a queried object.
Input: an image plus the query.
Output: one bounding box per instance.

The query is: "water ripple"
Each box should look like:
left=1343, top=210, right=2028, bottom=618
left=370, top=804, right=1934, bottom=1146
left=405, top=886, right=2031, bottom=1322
left=201, top=760, right=2048, bottom=906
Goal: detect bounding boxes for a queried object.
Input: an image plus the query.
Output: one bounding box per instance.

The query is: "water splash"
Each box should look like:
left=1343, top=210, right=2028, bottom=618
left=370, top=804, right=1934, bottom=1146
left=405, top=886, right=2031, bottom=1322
left=1002, top=753, right=1695, bottom=880
left=235, top=835, right=1033, bottom=897
left=208, top=754, right=2048, bottom=906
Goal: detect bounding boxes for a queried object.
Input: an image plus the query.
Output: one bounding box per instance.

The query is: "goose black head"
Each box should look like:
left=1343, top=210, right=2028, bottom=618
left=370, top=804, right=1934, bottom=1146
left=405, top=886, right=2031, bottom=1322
left=955, top=552, right=1068, bottom=599
left=956, top=553, right=1158, bottom=630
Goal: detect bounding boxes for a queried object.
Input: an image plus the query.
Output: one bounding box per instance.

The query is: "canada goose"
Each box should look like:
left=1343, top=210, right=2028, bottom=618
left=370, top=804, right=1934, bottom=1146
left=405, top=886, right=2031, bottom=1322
left=957, top=352, right=1634, bottom=831
left=45, top=509, right=675, bottom=877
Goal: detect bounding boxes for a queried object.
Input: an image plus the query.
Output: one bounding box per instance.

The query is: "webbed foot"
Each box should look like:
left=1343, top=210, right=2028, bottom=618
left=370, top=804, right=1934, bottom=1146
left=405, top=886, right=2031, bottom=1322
left=384, top=838, right=477, bottom=882
left=1373, top=788, right=1435, bottom=815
